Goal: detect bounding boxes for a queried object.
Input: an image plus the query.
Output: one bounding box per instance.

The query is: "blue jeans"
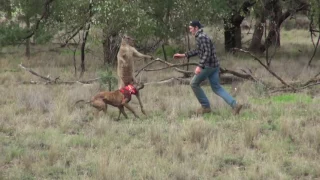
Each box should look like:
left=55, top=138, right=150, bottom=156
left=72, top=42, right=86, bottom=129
left=190, top=66, right=236, bottom=108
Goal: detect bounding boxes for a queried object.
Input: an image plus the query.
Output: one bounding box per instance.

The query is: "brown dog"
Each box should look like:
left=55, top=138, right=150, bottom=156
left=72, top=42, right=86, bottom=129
left=75, top=82, right=145, bottom=120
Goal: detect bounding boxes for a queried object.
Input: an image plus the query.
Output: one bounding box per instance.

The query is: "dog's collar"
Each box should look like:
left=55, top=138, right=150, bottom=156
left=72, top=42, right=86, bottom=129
left=119, top=84, right=137, bottom=95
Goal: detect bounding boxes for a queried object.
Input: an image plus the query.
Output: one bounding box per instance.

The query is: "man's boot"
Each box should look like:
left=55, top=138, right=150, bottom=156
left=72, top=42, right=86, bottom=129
left=232, top=103, right=243, bottom=115
left=196, top=107, right=212, bottom=115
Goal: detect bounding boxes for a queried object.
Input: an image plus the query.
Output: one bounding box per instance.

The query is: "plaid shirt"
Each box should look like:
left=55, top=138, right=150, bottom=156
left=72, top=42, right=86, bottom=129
left=185, top=29, right=219, bottom=69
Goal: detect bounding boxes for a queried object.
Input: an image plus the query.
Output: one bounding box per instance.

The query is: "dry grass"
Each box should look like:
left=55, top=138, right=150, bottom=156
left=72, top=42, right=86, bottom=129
left=1, top=28, right=320, bottom=179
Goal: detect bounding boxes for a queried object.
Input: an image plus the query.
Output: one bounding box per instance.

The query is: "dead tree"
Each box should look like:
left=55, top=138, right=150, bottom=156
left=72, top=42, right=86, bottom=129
left=233, top=48, right=320, bottom=93
left=79, top=0, right=93, bottom=78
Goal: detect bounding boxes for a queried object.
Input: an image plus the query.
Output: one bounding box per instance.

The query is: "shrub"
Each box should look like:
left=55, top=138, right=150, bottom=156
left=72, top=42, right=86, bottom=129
left=97, top=66, right=118, bottom=91
left=155, top=45, right=183, bottom=59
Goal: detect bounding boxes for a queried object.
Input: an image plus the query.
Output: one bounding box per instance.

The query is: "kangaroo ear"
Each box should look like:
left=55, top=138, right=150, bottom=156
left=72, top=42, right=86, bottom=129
left=119, top=32, right=125, bottom=39
left=122, top=33, right=133, bottom=40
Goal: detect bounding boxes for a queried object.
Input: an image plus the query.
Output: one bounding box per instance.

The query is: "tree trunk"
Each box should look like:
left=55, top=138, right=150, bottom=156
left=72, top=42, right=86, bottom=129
left=224, top=24, right=235, bottom=52
left=79, top=24, right=90, bottom=78
left=25, top=17, right=31, bottom=59
left=249, top=15, right=265, bottom=53
left=263, top=21, right=281, bottom=52
left=143, top=41, right=148, bottom=64
left=234, top=25, right=242, bottom=48
left=79, top=0, right=93, bottom=78
left=72, top=46, right=78, bottom=77
left=4, top=0, right=12, bottom=19
left=224, top=19, right=242, bottom=52
left=268, top=21, right=281, bottom=47
left=223, top=1, right=257, bottom=52
left=186, top=25, right=191, bottom=72
left=102, top=29, right=119, bottom=65
left=162, top=44, right=168, bottom=61
left=260, top=14, right=291, bottom=53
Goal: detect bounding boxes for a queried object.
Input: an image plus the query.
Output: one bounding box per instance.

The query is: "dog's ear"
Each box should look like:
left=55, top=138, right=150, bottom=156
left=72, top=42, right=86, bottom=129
left=132, top=82, right=144, bottom=90
left=137, top=82, right=144, bottom=90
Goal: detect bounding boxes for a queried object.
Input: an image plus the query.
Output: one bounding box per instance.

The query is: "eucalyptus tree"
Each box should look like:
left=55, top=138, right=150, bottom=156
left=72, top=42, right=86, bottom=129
left=307, top=0, right=320, bottom=66
left=249, top=0, right=310, bottom=55
left=173, top=0, right=215, bottom=41
left=0, top=0, right=12, bottom=19
left=211, top=0, right=256, bottom=52
left=136, top=0, right=176, bottom=60
left=137, top=0, right=215, bottom=60
left=50, top=0, right=92, bottom=46
left=92, top=0, right=143, bottom=65
left=49, top=0, right=94, bottom=77
left=0, top=0, right=55, bottom=57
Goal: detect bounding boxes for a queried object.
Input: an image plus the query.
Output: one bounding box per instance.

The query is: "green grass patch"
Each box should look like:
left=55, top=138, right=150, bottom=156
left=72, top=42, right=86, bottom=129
left=0, top=69, right=21, bottom=73
left=45, top=166, right=66, bottom=179
left=4, top=144, right=25, bottom=163
left=250, top=93, right=312, bottom=105
left=271, top=93, right=312, bottom=104
left=66, top=134, right=99, bottom=148
left=60, top=49, right=82, bottom=55
left=5, top=169, right=35, bottom=180
left=261, top=119, right=280, bottom=131
left=239, top=110, right=258, bottom=120
left=203, top=110, right=232, bottom=123
left=216, top=155, right=248, bottom=170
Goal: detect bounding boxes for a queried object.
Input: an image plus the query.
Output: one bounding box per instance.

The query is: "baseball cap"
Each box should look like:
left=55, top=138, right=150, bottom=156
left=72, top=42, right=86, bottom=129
left=189, top=20, right=204, bottom=28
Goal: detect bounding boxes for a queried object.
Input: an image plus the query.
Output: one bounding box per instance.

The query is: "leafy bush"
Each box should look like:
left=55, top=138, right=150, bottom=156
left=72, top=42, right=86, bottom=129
left=33, top=24, right=55, bottom=44
left=0, top=23, right=28, bottom=46
left=97, top=66, right=118, bottom=91
left=155, top=45, right=183, bottom=58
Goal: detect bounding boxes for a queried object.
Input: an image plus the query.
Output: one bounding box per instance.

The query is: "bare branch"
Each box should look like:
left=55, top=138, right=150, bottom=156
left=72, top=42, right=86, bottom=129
left=311, top=29, right=320, bottom=33
left=136, top=58, right=259, bottom=82
left=145, top=77, right=191, bottom=85
left=302, top=75, right=320, bottom=86
left=23, top=0, right=55, bottom=40
left=307, top=35, right=320, bottom=66
left=19, top=64, right=100, bottom=85
left=135, top=58, right=198, bottom=77
left=60, top=25, right=84, bottom=48
left=233, top=48, right=296, bottom=91
left=300, top=81, right=320, bottom=90
left=270, top=80, right=320, bottom=94
left=19, top=64, right=52, bottom=82
left=173, top=68, right=193, bottom=76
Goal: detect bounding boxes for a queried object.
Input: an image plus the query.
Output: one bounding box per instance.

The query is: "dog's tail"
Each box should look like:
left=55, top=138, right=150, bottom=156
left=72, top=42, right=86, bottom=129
left=74, top=99, right=91, bottom=107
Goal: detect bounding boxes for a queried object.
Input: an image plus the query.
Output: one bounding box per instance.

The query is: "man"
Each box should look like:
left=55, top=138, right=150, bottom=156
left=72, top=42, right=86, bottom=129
left=173, top=20, right=242, bottom=115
